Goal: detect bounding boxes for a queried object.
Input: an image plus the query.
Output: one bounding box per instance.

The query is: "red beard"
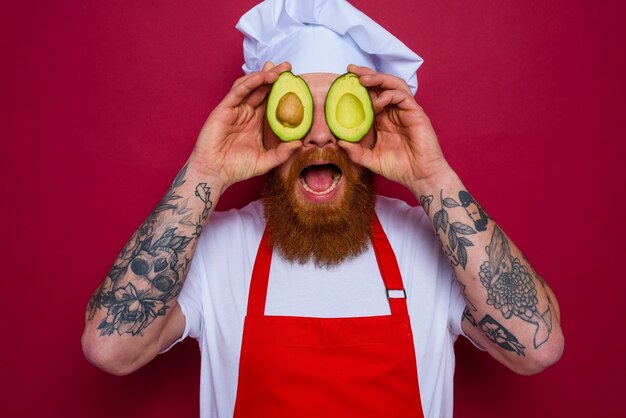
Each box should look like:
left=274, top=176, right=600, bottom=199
left=262, top=148, right=377, bottom=267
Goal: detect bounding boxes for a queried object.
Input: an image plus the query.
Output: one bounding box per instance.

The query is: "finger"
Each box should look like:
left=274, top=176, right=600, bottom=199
left=347, top=64, right=377, bottom=76
left=337, top=140, right=375, bottom=171
left=358, top=72, right=412, bottom=95
left=231, top=61, right=290, bottom=90
left=222, top=72, right=277, bottom=109
left=372, top=89, right=419, bottom=114
left=345, top=65, right=384, bottom=103
left=245, top=62, right=293, bottom=108
left=224, top=62, right=293, bottom=109
left=271, top=61, right=292, bottom=73
left=262, top=60, right=291, bottom=76
left=257, top=140, right=303, bottom=174
left=220, top=72, right=266, bottom=108
left=245, top=84, right=273, bottom=109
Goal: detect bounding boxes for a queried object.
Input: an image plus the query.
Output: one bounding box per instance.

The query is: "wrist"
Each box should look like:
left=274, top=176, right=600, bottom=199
left=186, top=153, right=228, bottom=196
left=409, top=162, right=460, bottom=199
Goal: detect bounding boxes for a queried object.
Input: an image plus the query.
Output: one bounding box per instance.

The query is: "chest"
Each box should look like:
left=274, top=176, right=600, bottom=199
left=265, top=245, right=392, bottom=318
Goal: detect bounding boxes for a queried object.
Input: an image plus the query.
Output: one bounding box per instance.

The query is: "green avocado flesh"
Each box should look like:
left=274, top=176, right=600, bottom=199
left=325, top=72, right=373, bottom=142
left=266, top=72, right=314, bottom=141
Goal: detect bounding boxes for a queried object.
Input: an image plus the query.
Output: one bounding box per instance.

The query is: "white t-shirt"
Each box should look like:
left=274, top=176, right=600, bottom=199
left=169, top=196, right=467, bottom=418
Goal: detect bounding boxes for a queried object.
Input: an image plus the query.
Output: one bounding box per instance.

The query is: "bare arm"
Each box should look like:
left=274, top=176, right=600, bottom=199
left=414, top=172, right=563, bottom=375
left=82, top=61, right=302, bottom=375
left=82, top=162, right=222, bottom=375
left=340, top=65, right=564, bottom=375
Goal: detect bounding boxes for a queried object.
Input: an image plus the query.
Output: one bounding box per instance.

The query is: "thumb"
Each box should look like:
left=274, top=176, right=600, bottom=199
left=338, top=141, right=374, bottom=170
left=257, top=140, right=303, bottom=174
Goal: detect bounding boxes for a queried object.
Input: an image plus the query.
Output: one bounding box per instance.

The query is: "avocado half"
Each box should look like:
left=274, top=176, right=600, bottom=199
left=325, top=73, right=373, bottom=142
left=266, top=72, right=314, bottom=141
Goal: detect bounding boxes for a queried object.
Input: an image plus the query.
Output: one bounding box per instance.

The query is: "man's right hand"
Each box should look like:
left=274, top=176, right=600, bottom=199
left=189, top=61, right=302, bottom=193
left=84, top=62, right=303, bottom=376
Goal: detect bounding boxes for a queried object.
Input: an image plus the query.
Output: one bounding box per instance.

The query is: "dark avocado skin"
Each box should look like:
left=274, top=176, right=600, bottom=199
left=266, top=71, right=314, bottom=141
left=324, top=72, right=373, bottom=142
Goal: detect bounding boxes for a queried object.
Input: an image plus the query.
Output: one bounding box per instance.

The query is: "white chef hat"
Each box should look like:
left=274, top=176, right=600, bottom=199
left=236, top=0, right=424, bottom=94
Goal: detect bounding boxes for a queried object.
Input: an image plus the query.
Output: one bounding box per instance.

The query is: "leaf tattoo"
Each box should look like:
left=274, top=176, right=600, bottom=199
left=443, top=197, right=460, bottom=208
left=154, top=163, right=188, bottom=214
left=434, top=190, right=476, bottom=269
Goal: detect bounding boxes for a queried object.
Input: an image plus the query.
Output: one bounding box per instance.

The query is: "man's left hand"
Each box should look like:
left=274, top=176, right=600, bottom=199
left=338, top=65, right=451, bottom=195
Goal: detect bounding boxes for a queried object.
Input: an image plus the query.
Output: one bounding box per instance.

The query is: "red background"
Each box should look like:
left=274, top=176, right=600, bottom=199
left=3, top=0, right=625, bottom=417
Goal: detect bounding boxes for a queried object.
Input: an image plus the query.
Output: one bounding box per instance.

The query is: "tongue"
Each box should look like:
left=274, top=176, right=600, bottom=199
left=304, top=166, right=335, bottom=192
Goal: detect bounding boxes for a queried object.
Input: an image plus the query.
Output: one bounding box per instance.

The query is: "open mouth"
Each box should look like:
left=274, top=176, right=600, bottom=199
left=299, top=163, right=343, bottom=196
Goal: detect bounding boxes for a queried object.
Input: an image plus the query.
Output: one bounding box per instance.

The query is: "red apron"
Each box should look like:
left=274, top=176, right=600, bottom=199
left=233, top=214, right=424, bottom=418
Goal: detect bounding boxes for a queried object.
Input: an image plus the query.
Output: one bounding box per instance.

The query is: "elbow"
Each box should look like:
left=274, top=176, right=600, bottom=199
left=81, top=332, right=142, bottom=377
left=511, top=332, right=565, bottom=376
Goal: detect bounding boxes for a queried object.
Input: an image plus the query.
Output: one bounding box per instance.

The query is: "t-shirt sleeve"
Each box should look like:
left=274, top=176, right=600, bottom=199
left=448, top=271, right=487, bottom=350
left=159, top=237, right=207, bottom=353
left=177, top=248, right=205, bottom=339
left=448, top=274, right=467, bottom=337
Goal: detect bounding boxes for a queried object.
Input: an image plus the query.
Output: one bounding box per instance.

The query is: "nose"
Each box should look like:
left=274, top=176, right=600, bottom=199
left=302, top=104, right=337, bottom=148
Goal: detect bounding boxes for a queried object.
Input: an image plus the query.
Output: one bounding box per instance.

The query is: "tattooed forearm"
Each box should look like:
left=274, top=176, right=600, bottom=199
left=87, top=163, right=215, bottom=337
left=87, top=282, right=104, bottom=321
left=419, top=194, right=433, bottom=215
left=462, top=306, right=478, bottom=327
left=458, top=191, right=489, bottom=232
left=428, top=186, right=556, bottom=354
left=154, top=163, right=188, bottom=214
left=479, top=226, right=553, bottom=348
left=194, top=183, right=212, bottom=238
left=478, top=314, right=526, bottom=356
left=463, top=308, right=526, bottom=356
left=459, top=282, right=477, bottom=312
left=433, top=190, right=477, bottom=269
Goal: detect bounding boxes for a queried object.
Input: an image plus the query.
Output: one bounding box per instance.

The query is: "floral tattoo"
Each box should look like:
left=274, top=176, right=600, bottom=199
left=479, top=226, right=553, bottom=348
left=478, top=314, right=526, bottom=356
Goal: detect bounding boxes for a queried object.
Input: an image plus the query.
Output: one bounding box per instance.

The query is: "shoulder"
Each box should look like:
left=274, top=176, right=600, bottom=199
left=207, top=200, right=264, bottom=234
left=375, top=195, right=443, bottom=270
left=196, top=200, right=265, bottom=253
left=375, top=195, right=430, bottom=236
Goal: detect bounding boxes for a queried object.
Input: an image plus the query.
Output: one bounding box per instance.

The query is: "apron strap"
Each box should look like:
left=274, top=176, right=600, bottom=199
left=371, top=213, right=409, bottom=316
left=247, top=228, right=273, bottom=316
left=246, top=215, right=409, bottom=317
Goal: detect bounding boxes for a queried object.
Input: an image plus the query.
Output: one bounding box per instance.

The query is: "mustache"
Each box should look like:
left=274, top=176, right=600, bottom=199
left=287, top=147, right=356, bottom=183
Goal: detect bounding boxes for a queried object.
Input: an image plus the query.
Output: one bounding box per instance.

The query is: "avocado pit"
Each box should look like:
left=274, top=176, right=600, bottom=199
left=266, top=71, right=314, bottom=141
left=276, top=92, right=304, bottom=128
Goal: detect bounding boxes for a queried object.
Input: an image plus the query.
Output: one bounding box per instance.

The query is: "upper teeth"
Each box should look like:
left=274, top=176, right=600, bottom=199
left=300, top=172, right=341, bottom=196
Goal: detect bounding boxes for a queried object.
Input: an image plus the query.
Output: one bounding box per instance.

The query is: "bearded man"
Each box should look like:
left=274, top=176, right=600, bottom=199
left=82, top=1, right=564, bottom=417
